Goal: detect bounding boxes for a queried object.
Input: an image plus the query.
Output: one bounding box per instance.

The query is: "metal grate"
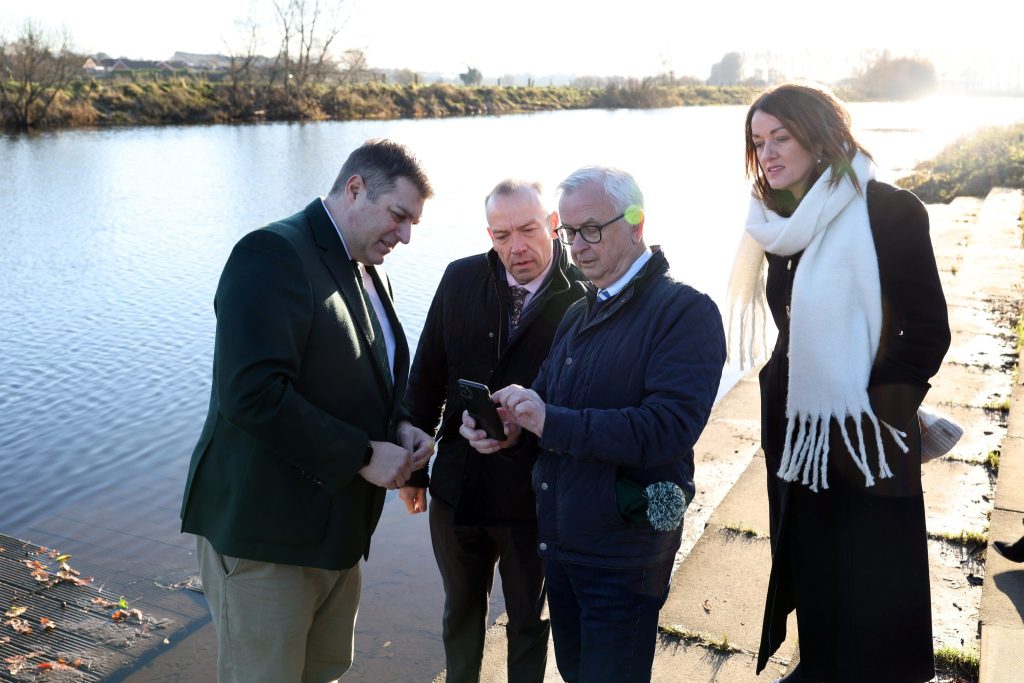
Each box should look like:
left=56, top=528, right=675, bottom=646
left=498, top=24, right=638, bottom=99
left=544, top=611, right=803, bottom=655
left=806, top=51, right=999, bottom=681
left=0, top=533, right=203, bottom=681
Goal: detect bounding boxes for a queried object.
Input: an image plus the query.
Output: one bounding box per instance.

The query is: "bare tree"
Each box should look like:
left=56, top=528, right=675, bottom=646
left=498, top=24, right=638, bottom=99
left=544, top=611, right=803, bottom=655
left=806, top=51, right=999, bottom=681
left=224, top=9, right=263, bottom=114
left=0, top=21, right=77, bottom=130
left=271, top=0, right=346, bottom=92
left=339, top=48, right=367, bottom=84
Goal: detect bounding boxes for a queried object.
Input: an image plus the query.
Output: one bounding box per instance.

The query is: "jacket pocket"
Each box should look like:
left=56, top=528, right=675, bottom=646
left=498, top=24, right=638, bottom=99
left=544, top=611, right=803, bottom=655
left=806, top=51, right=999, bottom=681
left=557, top=464, right=627, bottom=554
left=234, top=450, right=331, bottom=545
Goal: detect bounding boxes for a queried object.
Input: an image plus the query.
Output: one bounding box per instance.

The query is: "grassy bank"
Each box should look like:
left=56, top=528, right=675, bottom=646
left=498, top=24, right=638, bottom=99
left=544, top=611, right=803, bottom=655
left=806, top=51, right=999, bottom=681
left=898, top=121, right=1024, bottom=203
left=4, top=80, right=759, bottom=130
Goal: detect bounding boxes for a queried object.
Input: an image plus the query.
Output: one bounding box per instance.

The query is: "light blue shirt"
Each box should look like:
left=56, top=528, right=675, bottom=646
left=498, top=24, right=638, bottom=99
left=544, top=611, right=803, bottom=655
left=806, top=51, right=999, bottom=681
left=597, top=248, right=653, bottom=300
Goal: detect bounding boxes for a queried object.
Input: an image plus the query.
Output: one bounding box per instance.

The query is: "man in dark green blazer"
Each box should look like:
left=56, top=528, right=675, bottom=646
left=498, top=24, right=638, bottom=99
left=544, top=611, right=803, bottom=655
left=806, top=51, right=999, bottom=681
left=180, top=139, right=435, bottom=682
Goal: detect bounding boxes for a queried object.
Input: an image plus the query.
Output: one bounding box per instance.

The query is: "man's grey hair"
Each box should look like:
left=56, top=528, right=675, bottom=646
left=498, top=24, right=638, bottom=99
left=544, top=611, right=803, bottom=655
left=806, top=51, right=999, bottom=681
left=556, top=166, right=643, bottom=215
left=484, top=179, right=545, bottom=208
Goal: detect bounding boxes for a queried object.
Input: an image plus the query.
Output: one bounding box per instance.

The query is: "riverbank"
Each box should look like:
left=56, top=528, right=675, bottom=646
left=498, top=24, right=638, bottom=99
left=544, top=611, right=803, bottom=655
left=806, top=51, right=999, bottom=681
left=465, top=187, right=1024, bottom=682
left=899, top=121, right=1024, bottom=203
left=2, top=81, right=759, bottom=130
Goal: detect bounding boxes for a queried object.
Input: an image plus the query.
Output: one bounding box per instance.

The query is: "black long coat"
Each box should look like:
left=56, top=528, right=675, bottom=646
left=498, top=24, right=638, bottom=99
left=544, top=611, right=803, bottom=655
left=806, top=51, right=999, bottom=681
left=756, top=181, right=951, bottom=682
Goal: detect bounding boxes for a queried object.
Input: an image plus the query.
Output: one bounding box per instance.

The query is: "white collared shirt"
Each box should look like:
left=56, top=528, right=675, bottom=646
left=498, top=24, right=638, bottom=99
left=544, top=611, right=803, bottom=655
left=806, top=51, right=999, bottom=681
left=321, top=199, right=395, bottom=378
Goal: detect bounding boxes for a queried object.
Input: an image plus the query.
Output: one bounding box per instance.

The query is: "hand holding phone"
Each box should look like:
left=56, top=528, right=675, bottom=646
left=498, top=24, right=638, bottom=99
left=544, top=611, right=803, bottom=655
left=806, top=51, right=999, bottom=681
left=457, top=379, right=505, bottom=441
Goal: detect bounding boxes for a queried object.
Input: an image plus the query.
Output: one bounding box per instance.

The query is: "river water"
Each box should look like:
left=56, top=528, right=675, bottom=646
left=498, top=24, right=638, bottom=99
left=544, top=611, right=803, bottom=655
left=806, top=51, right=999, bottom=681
left=2, top=96, right=1023, bottom=680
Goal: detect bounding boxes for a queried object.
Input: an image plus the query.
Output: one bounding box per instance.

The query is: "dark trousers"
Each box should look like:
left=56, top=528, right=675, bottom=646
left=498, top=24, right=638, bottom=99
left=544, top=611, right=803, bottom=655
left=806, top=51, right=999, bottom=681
left=543, top=557, right=672, bottom=683
left=429, top=497, right=549, bottom=683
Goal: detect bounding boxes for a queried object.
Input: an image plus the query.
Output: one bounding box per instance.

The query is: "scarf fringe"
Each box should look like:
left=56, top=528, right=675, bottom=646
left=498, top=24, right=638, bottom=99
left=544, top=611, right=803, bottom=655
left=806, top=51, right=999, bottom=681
left=777, top=409, right=907, bottom=492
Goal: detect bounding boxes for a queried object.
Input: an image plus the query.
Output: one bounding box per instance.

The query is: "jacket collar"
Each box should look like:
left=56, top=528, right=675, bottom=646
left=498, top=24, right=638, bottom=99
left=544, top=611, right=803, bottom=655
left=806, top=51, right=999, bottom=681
left=304, top=199, right=403, bottom=398
left=582, top=246, right=668, bottom=328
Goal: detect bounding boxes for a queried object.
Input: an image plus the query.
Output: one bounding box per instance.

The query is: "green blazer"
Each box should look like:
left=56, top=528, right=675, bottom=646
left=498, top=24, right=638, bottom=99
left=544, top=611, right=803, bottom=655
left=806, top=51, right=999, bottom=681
left=180, top=199, right=410, bottom=570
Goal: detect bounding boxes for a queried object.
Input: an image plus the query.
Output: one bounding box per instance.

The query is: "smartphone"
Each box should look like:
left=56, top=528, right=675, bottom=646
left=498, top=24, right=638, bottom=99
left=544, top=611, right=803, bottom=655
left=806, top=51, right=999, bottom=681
left=457, top=379, right=505, bottom=441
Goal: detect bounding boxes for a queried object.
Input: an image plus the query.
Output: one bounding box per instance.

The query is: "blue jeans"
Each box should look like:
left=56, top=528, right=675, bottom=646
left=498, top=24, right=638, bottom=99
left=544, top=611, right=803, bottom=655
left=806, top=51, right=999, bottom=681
left=543, top=557, right=673, bottom=683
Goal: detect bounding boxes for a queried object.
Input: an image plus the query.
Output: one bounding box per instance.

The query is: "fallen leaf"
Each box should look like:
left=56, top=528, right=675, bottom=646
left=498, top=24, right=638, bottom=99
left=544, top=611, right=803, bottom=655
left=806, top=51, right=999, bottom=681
left=702, top=599, right=712, bottom=613
left=5, top=651, right=45, bottom=665
left=39, top=617, right=55, bottom=631
left=0, top=636, right=9, bottom=645
left=55, top=554, right=71, bottom=563
left=111, top=610, right=127, bottom=622
left=37, top=662, right=53, bottom=670
left=5, top=618, right=33, bottom=635
left=118, top=597, right=128, bottom=609
left=92, top=597, right=119, bottom=609
left=3, top=607, right=27, bottom=618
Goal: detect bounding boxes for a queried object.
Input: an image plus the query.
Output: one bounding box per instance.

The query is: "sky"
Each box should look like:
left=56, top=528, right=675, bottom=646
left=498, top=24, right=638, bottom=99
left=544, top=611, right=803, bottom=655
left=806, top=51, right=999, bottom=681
left=2, top=0, right=1024, bottom=87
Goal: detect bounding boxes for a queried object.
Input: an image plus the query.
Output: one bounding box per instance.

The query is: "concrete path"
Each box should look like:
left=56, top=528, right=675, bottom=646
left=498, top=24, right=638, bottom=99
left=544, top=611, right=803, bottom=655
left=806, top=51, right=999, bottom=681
left=465, top=188, right=1024, bottom=683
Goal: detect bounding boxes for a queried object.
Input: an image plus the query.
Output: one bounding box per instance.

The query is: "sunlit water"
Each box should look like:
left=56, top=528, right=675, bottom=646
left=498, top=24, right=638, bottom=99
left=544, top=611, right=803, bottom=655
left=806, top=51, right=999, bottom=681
left=2, top=95, right=1023, bottom=680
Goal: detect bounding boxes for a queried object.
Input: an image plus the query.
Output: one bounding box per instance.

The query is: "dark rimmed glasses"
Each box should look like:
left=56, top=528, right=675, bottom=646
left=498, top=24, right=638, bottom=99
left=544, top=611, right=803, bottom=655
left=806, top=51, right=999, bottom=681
left=556, top=213, right=625, bottom=245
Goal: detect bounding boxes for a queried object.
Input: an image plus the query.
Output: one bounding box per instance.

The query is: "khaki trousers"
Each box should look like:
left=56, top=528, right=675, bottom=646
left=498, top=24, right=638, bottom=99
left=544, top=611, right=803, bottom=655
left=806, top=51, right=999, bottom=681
left=196, top=535, right=361, bottom=683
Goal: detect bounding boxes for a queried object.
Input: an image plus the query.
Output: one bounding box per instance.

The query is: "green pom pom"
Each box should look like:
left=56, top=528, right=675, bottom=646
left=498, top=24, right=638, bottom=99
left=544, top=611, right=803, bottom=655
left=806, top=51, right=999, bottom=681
left=644, top=481, right=687, bottom=531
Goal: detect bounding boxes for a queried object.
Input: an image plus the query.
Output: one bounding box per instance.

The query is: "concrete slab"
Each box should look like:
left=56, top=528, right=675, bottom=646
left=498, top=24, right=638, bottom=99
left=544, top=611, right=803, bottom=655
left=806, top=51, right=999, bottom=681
left=926, top=363, right=1012, bottom=411
left=979, top=624, right=1024, bottom=683
left=650, top=638, right=787, bottom=682
left=661, top=517, right=782, bottom=655
left=981, top=509, right=1024, bottom=630
left=994, top=436, right=1024, bottom=516
left=707, top=454, right=772, bottom=536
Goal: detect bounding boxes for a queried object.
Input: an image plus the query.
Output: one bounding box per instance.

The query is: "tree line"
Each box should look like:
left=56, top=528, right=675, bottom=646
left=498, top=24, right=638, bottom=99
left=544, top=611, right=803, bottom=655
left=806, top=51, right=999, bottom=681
left=1, top=8, right=942, bottom=132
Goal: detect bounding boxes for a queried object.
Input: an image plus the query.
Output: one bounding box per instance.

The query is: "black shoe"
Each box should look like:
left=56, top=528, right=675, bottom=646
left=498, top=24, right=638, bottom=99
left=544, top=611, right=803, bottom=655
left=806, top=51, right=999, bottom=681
left=993, top=536, right=1024, bottom=563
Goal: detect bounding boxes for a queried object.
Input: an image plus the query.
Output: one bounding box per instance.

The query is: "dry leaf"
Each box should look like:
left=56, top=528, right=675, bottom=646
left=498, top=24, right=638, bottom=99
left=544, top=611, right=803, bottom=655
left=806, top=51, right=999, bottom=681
left=702, top=599, right=712, bottom=613
left=0, top=636, right=9, bottom=645
left=3, top=606, right=27, bottom=618
left=39, top=617, right=55, bottom=631
left=5, top=618, right=33, bottom=635
left=92, top=597, right=119, bottom=609
left=6, top=657, right=29, bottom=675
left=37, top=662, right=53, bottom=670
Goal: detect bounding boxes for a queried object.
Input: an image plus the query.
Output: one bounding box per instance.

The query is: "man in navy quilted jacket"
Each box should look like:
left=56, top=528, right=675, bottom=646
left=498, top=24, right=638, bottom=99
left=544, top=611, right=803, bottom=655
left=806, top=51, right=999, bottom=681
left=462, top=166, right=727, bottom=683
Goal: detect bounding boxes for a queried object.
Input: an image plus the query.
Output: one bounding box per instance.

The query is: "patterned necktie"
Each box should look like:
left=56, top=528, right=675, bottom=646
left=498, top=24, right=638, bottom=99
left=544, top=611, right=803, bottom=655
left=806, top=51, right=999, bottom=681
left=354, top=262, right=393, bottom=392
left=509, top=285, right=529, bottom=330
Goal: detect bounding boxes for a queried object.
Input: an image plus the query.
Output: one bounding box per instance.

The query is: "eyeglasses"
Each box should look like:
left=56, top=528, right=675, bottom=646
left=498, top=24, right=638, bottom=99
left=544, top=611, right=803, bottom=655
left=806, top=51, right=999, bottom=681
left=556, top=213, right=625, bottom=245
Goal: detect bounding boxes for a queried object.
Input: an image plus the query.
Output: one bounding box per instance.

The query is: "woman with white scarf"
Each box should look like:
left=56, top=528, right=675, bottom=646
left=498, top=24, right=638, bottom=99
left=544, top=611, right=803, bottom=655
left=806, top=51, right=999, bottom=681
left=727, top=83, right=950, bottom=682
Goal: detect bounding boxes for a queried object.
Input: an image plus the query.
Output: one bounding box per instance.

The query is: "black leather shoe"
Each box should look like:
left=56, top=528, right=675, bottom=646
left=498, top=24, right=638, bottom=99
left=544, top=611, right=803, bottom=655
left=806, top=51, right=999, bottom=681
left=993, top=536, right=1024, bottom=563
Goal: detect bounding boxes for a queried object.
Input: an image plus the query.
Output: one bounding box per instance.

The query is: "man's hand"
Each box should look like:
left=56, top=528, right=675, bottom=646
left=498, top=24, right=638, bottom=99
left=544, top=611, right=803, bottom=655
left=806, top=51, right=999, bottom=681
left=397, top=420, right=435, bottom=471
left=459, top=409, right=521, bottom=454
left=399, top=486, right=428, bottom=514
left=359, top=441, right=413, bottom=490
left=492, top=384, right=546, bottom=437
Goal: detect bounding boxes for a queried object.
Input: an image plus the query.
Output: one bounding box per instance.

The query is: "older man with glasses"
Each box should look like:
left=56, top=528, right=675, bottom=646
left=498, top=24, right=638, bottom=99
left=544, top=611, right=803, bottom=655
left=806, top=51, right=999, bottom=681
left=462, top=166, right=727, bottom=683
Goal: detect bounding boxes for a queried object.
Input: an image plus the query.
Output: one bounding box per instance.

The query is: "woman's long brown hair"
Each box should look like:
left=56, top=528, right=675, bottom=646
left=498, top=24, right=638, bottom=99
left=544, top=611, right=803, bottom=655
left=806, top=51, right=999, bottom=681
left=744, top=83, right=872, bottom=215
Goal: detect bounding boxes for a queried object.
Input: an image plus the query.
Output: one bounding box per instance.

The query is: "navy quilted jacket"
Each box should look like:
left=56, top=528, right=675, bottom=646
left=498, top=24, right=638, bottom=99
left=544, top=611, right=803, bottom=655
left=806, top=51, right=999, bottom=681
left=532, top=248, right=726, bottom=568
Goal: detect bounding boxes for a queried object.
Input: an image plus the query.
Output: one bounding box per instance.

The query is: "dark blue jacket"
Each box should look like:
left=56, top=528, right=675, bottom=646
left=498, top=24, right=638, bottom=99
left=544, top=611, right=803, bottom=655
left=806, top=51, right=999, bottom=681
left=532, top=248, right=726, bottom=568
left=405, top=242, right=586, bottom=525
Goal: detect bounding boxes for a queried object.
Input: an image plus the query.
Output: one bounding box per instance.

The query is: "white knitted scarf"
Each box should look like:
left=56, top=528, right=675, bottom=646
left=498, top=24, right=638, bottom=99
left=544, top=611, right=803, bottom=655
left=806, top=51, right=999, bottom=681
left=726, top=151, right=907, bottom=491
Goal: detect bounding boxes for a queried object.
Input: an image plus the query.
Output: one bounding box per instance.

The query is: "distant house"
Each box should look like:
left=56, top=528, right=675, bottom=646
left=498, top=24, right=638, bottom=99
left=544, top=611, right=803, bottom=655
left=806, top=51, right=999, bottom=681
left=80, top=55, right=189, bottom=77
